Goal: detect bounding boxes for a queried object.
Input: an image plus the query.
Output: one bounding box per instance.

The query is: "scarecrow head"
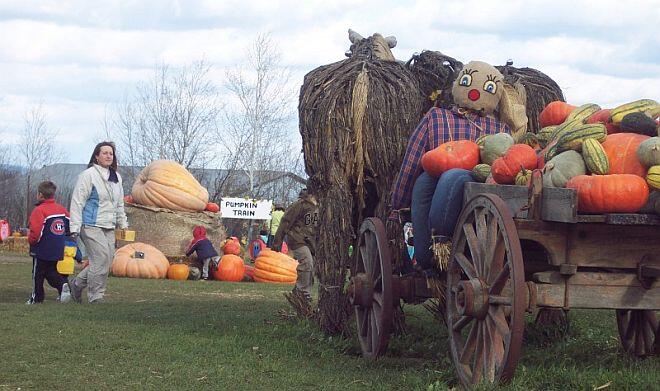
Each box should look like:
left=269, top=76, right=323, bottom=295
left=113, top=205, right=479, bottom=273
left=451, top=60, right=504, bottom=115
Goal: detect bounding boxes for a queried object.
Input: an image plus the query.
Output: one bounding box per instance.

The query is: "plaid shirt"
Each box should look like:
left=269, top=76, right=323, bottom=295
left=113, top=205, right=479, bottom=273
left=390, top=107, right=511, bottom=211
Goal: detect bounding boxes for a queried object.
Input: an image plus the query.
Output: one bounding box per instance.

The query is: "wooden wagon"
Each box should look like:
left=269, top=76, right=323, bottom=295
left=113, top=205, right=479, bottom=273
left=347, top=171, right=660, bottom=388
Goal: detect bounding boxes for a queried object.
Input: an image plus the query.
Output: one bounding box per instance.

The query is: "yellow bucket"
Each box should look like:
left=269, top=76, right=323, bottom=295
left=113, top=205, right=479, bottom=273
left=115, top=229, right=136, bottom=242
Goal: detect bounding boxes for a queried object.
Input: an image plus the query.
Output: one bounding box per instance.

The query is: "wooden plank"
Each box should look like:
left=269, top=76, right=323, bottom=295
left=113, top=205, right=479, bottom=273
left=566, top=224, right=660, bottom=268
left=533, top=271, right=660, bottom=288
left=515, top=220, right=568, bottom=265
left=604, top=213, right=660, bottom=226
left=535, top=283, right=660, bottom=310
left=464, top=183, right=578, bottom=223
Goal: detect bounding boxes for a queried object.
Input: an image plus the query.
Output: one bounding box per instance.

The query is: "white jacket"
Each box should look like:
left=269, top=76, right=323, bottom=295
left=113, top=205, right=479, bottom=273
left=70, top=164, right=128, bottom=233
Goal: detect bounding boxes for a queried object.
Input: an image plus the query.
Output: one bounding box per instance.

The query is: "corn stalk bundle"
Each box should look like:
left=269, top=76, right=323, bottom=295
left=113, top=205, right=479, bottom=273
left=299, top=55, right=424, bottom=334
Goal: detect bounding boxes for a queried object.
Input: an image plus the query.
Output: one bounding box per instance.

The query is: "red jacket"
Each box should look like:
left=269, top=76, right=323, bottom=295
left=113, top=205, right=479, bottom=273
left=28, top=198, right=70, bottom=261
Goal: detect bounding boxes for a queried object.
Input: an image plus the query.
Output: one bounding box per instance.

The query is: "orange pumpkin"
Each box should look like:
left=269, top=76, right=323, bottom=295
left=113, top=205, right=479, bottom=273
left=421, top=140, right=479, bottom=178
left=221, top=237, right=242, bottom=256
left=491, top=144, right=537, bottom=184
left=566, top=174, right=649, bottom=213
left=112, top=242, right=169, bottom=279
left=586, top=109, right=619, bottom=134
left=602, top=133, right=650, bottom=177
left=213, top=254, right=245, bottom=282
left=539, top=101, right=576, bottom=127
left=205, top=202, right=220, bottom=213
left=167, top=263, right=190, bottom=280
left=254, top=249, right=298, bottom=284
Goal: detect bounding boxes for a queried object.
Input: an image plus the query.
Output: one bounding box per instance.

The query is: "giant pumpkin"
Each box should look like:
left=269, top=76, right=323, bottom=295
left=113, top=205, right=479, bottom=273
left=254, top=249, right=298, bottom=284
left=112, top=242, right=170, bottom=279
left=601, top=133, right=650, bottom=177
left=131, top=160, right=209, bottom=212
left=566, top=174, right=649, bottom=213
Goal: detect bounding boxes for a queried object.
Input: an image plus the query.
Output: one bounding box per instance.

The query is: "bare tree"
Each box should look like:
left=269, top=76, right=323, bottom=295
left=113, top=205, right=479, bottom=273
left=219, top=33, right=299, bottom=201
left=18, top=105, right=59, bottom=225
left=111, top=60, right=222, bottom=171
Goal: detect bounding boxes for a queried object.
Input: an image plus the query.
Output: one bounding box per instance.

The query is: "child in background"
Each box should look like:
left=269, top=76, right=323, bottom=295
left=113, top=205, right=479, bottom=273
left=186, top=226, right=220, bottom=280
left=27, top=181, right=72, bottom=304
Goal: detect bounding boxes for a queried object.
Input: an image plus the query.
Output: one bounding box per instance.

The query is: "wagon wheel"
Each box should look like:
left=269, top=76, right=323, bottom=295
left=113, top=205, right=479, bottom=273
left=447, top=194, right=526, bottom=388
left=616, top=310, right=659, bottom=357
left=348, top=217, right=394, bottom=358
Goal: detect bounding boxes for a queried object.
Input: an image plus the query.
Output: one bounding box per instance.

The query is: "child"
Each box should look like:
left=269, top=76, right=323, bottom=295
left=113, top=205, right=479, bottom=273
left=186, top=226, right=219, bottom=280
left=27, top=181, right=72, bottom=304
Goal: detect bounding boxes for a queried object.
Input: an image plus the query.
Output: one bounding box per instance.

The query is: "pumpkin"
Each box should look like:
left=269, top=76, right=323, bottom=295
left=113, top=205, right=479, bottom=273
left=221, top=236, right=242, bottom=256
left=124, top=195, right=134, bottom=203
left=602, top=133, right=650, bottom=177
left=586, top=109, right=620, bottom=134
left=647, top=166, right=660, bottom=190
left=566, top=174, right=649, bottom=213
left=131, top=160, right=209, bottom=212
left=213, top=254, right=245, bottom=282
left=542, top=150, right=586, bottom=188
left=421, top=140, right=479, bottom=177
left=582, top=138, right=609, bottom=175
left=205, top=202, right=220, bottom=213
left=636, top=137, right=660, bottom=167
left=480, top=133, right=514, bottom=165
left=167, top=263, right=190, bottom=280
left=254, top=249, right=298, bottom=284
left=539, top=101, right=576, bottom=127
left=111, top=242, right=169, bottom=279
left=491, top=144, right=537, bottom=184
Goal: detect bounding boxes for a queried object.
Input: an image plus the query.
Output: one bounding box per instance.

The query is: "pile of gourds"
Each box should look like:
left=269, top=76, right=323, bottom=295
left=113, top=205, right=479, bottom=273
left=421, top=99, right=660, bottom=214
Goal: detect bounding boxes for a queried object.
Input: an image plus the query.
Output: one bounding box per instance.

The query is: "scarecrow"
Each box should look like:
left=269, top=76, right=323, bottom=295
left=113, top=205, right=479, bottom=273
left=390, top=60, right=512, bottom=276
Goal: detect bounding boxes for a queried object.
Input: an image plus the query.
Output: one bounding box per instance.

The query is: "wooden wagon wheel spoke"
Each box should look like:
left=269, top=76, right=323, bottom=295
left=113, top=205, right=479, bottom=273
left=455, top=253, right=477, bottom=280
left=350, top=218, right=394, bottom=359
left=448, top=194, right=525, bottom=388
left=462, top=223, right=482, bottom=277
left=471, top=324, right=484, bottom=384
left=453, top=315, right=472, bottom=332
left=616, top=309, right=659, bottom=357
left=460, top=322, right=479, bottom=364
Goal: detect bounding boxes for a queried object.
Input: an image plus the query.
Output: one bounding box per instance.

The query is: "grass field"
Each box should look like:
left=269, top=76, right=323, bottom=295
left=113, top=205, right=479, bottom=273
left=1, top=254, right=658, bottom=390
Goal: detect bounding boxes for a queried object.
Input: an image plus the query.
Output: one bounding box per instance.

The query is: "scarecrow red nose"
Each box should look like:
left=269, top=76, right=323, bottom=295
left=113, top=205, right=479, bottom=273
left=468, top=89, right=480, bottom=101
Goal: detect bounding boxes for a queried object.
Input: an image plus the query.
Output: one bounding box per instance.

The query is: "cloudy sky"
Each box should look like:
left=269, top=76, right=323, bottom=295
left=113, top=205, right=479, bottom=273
left=0, top=0, right=659, bottom=164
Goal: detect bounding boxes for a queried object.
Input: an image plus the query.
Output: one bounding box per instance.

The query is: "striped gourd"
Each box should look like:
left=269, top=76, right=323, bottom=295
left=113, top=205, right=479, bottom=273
left=565, top=103, right=601, bottom=124
left=548, top=118, right=583, bottom=142
left=516, top=132, right=540, bottom=148
left=472, top=164, right=491, bottom=182
left=544, top=123, right=607, bottom=161
left=475, top=134, right=488, bottom=147
left=515, top=169, right=532, bottom=186
left=647, top=166, right=660, bottom=190
left=536, top=125, right=558, bottom=148
left=582, top=138, right=609, bottom=175
left=610, top=99, right=659, bottom=124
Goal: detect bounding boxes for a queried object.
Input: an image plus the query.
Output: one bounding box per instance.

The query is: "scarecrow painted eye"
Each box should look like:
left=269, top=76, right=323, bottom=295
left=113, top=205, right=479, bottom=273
left=483, top=80, right=497, bottom=94
left=459, top=74, right=472, bottom=87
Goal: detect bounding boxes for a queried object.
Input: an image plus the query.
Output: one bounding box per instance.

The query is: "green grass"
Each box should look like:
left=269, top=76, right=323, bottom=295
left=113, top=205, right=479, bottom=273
left=1, top=255, right=658, bottom=390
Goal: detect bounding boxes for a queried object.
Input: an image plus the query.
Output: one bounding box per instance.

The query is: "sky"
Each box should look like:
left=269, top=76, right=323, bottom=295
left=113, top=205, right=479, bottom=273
left=0, top=0, right=659, bottom=164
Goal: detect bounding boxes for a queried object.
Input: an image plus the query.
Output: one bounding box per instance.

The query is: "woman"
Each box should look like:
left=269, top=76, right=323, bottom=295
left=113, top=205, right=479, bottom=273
left=68, top=141, right=128, bottom=303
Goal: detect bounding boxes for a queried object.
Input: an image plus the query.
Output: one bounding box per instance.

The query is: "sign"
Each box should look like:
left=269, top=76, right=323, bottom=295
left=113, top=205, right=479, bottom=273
left=220, top=198, right=273, bottom=220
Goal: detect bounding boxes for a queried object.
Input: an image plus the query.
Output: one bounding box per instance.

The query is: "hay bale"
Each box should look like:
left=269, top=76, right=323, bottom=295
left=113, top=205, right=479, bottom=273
left=119, top=203, right=226, bottom=258
left=0, top=236, right=29, bottom=254
left=299, top=33, right=425, bottom=334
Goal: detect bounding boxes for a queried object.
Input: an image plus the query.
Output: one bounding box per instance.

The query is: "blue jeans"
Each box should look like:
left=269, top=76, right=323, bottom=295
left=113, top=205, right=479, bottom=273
left=411, top=169, right=474, bottom=269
